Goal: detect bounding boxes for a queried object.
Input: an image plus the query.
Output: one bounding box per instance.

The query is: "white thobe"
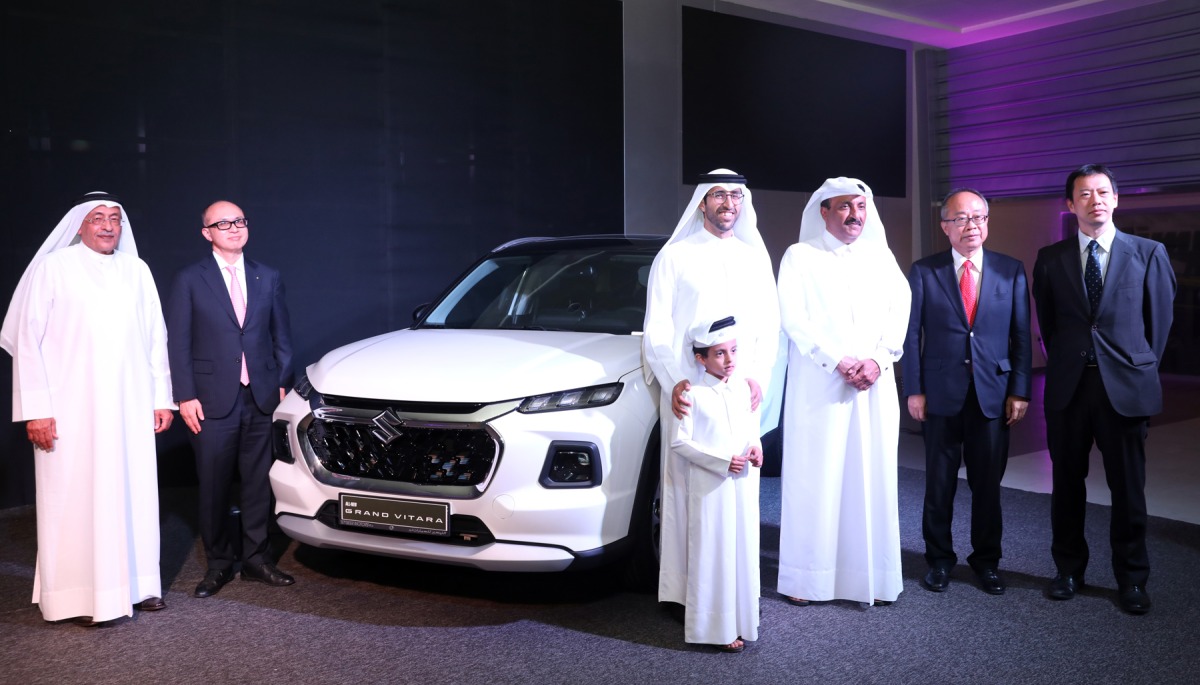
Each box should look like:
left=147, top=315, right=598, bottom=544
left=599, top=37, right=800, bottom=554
left=672, top=374, right=760, bottom=645
left=643, top=229, right=779, bottom=605
left=776, top=231, right=911, bottom=604
left=9, top=243, right=172, bottom=622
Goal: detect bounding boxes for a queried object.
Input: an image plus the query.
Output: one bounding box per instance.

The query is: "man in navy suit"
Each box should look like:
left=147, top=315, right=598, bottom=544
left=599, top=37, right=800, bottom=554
left=167, top=200, right=296, bottom=598
left=904, top=188, right=1032, bottom=596
left=1032, top=164, right=1175, bottom=615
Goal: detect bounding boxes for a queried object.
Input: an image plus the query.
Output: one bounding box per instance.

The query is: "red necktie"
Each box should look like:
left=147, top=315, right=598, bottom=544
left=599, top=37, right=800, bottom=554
left=960, top=261, right=977, bottom=327
left=226, top=265, right=250, bottom=385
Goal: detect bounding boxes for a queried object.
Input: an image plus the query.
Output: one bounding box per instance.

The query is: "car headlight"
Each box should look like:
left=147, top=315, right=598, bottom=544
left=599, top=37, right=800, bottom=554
left=518, top=383, right=623, bottom=414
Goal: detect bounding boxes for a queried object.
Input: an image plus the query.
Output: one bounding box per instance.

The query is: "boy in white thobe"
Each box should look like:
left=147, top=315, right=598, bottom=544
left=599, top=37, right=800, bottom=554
left=672, top=317, right=762, bottom=653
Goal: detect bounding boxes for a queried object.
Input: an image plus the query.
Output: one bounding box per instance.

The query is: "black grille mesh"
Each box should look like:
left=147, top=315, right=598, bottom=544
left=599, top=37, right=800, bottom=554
left=307, top=420, right=497, bottom=485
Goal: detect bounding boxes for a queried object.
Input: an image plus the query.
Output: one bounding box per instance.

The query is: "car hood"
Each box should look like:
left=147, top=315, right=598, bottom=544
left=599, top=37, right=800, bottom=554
left=306, top=329, right=643, bottom=403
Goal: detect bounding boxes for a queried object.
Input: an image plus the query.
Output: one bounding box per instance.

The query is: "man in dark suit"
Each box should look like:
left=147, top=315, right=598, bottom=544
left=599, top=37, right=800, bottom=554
left=167, top=200, right=296, bottom=598
left=904, top=188, right=1032, bottom=596
left=1032, top=164, right=1175, bottom=615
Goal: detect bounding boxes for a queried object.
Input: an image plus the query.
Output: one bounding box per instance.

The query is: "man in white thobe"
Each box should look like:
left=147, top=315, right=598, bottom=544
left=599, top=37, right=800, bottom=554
left=672, top=316, right=762, bottom=652
left=777, top=177, right=910, bottom=606
left=643, top=169, right=780, bottom=607
left=1, top=193, right=174, bottom=625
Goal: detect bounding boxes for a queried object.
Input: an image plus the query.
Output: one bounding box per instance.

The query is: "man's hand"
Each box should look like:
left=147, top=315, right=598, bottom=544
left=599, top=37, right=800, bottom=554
left=26, top=418, right=57, bottom=451
left=280, top=387, right=287, bottom=403
left=728, top=453, right=747, bottom=474
left=746, top=378, right=763, bottom=412
left=847, top=359, right=880, bottom=391
left=179, top=399, right=206, bottom=435
left=835, top=356, right=858, bottom=381
left=1005, top=396, right=1029, bottom=426
left=907, top=394, right=927, bottom=422
left=153, top=409, right=174, bottom=433
left=746, top=444, right=763, bottom=468
left=672, top=380, right=692, bottom=418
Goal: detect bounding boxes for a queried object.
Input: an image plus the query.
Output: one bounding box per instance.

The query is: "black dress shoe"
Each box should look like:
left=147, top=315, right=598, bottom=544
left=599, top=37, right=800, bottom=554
left=70, top=616, right=98, bottom=627
left=1118, top=585, right=1152, bottom=615
left=194, top=568, right=234, bottom=598
left=241, top=561, right=295, bottom=587
left=135, top=596, right=167, bottom=611
left=976, top=568, right=1006, bottom=595
left=1046, top=574, right=1083, bottom=600
left=922, top=567, right=950, bottom=592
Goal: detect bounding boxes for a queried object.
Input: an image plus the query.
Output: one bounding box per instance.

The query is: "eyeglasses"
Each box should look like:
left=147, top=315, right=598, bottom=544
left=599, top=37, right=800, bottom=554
left=84, top=216, right=122, bottom=226
left=705, top=190, right=744, bottom=204
left=204, top=218, right=249, bottom=231
left=942, top=215, right=988, bottom=227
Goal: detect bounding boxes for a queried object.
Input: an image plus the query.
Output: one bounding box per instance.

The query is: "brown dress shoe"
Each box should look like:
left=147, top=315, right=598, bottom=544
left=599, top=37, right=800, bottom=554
left=136, top=597, right=167, bottom=611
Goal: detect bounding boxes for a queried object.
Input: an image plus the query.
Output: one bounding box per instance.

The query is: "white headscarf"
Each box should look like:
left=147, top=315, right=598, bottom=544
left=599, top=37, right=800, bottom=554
left=667, top=168, right=766, bottom=253
left=1, top=192, right=137, bottom=353
left=798, top=176, right=888, bottom=247
left=688, top=315, right=738, bottom=348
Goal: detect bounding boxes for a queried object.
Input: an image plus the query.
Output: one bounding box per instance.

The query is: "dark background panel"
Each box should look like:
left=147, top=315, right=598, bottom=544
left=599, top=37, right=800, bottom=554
left=682, top=7, right=907, bottom=196
left=0, top=0, right=623, bottom=506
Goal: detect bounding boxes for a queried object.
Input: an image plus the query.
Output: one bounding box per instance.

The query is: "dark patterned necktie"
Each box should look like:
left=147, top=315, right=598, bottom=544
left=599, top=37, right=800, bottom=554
left=1084, top=240, right=1103, bottom=315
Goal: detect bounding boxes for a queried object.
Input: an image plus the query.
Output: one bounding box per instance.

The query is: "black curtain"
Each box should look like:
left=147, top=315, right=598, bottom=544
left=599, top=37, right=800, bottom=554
left=0, top=0, right=623, bottom=506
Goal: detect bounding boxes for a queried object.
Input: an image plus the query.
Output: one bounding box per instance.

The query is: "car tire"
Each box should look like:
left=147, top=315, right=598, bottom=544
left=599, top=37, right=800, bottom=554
left=621, top=423, right=661, bottom=592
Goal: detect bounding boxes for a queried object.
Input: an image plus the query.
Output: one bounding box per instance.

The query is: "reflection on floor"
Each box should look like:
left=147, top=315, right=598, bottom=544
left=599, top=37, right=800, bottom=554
left=898, top=373, right=1200, bottom=525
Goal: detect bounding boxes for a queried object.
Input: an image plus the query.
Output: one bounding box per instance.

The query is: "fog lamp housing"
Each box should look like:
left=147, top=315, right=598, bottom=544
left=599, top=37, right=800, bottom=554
left=539, top=441, right=601, bottom=488
left=272, top=419, right=294, bottom=463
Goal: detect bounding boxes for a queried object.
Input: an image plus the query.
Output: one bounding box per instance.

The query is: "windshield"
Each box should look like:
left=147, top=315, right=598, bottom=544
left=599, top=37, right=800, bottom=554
left=422, top=248, right=653, bottom=335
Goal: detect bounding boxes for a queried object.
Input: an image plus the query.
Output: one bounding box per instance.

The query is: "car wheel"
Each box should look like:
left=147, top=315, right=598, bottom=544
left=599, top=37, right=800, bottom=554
left=622, top=424, right=661, bottom=591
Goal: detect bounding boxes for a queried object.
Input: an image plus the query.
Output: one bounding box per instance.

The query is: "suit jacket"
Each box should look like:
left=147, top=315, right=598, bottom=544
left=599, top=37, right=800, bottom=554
left=903, top=249, right=1032, bottom=419
left=166, top=255, right=294, bottom=418
left=1032, top=229, right=1175, bottom=417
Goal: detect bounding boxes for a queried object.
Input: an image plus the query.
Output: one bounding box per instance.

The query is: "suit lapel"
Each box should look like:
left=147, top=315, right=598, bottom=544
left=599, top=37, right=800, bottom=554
left=243, top=259, right=260, bottom=326
left=976, top=250, right=1000, bottom=322
left=933, top=251, right=969, bottom=326
left=1059, top=237, right=1088, bottom=311
left=200, top=257, right=241, bottom=327
left=1097, top=229, right=1128, bottom=317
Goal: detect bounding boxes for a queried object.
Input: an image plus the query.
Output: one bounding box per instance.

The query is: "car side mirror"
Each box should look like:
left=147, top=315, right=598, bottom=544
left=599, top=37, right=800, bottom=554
left=412, top=303, right=430, bottom=323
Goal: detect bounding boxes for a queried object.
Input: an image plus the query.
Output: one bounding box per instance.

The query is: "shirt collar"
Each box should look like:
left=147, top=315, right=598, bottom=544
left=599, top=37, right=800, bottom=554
left=79, top=242, right=117, bottom=264
left=951, top=248, right=983, bottom=273
left=697, top=372, right=730, bottom=389
left=819, top=229, right=853, bottom=254
left=1078, top=226, right=1116, bottom=254
left=212, top=251, right=246, bottom=271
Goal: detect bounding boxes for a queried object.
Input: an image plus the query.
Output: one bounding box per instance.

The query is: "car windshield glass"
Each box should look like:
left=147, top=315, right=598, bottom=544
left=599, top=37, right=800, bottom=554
left=422, top=248, right=654, bottom=335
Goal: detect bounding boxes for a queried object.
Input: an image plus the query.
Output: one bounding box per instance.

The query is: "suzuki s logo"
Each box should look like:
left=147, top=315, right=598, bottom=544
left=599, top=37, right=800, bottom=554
left=371, top=409, right=404, bottom=445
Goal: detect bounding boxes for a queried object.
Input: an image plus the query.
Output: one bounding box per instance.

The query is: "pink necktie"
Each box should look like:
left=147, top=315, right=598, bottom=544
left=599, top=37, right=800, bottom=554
left=960, top=261, right=977, bottom=327
left=226, top=265, right=250, bottom=385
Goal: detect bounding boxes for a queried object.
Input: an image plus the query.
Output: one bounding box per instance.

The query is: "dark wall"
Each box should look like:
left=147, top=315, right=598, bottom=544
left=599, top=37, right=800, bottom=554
left=934, top=0, right=1200, bottom=198
left=0, top=0, right=623, bottom=506
left=682, top=7, right=907, bottom=196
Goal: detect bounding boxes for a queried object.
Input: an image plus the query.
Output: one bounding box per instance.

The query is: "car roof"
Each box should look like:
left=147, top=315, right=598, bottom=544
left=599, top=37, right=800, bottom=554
left=491, top=234, right=667, bottom=255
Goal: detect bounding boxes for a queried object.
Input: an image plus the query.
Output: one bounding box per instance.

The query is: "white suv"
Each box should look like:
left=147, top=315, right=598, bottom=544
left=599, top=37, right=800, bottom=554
left=270, top=235, right=667, bottom=584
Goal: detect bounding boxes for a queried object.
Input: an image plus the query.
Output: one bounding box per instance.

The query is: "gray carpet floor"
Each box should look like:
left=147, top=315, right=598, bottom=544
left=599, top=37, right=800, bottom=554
left=2, top=468, right=1198, bottom=685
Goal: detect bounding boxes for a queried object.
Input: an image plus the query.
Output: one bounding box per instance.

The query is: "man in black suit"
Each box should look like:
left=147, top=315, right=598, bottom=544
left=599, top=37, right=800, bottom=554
left=904, top=188, right=1032, bottom=596
left=167, top=200, right=296, bottom=598
left=1032, top=164, right=1175, bottom=615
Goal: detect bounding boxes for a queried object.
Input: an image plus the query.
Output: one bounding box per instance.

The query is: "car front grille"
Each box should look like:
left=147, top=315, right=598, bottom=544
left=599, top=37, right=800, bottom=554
left=306, top=419, right=498, bottom=486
